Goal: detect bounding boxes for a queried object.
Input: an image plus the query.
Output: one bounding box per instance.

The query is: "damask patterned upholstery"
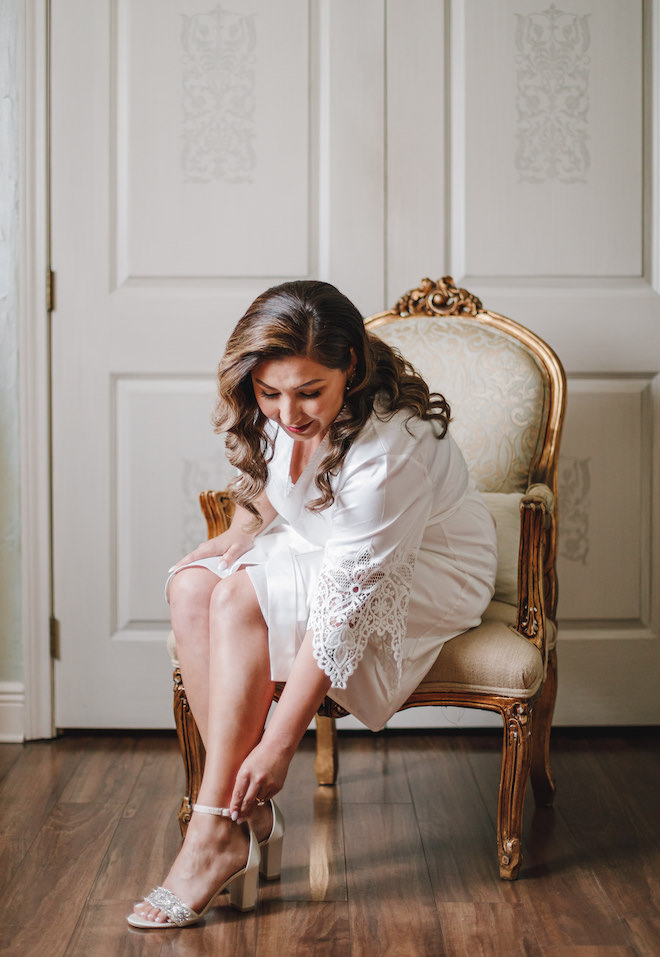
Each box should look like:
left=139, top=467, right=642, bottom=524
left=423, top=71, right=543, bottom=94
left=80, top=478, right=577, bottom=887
left=375, top=318, right=547, bottom=493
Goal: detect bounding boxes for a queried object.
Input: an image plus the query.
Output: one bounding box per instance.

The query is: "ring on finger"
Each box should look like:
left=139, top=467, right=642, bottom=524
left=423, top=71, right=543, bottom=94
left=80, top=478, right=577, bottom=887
left=256, top=798, right=265, bottom=806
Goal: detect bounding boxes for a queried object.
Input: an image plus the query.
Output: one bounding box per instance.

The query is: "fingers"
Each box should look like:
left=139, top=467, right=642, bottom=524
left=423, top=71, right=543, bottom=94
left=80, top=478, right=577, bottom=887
left=217, top=544, right=242, bottom=571
left=172, top=538, right=228, bottom=571
left=230, top=778, right=263, bottom=823
left=230, top=765, right=273, bottom=823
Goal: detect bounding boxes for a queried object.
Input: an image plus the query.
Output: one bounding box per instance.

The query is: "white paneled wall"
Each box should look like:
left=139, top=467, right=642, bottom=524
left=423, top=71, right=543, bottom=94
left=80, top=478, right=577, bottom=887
left=42, top=0, right=660, bottom=731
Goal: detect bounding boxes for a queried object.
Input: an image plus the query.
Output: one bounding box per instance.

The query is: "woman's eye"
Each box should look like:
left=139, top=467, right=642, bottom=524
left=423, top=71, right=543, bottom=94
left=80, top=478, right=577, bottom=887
left=260, top=392, right=279, bottom=400
left=300, top=391, right=321, bottom=399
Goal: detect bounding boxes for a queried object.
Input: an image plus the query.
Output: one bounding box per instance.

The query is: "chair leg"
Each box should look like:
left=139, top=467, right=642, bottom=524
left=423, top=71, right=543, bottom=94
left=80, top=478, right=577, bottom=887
left=173, top=667, right=205, bottom=837
left=314, top=714, right=338, bottom=785
left=497, top=701, right=533, bottom=880
left=531, top=648, right=557, bottom=807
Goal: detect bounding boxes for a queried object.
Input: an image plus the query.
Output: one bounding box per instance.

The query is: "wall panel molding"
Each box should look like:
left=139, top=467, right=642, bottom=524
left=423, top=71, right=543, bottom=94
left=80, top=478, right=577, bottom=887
left=112, top=375, right=231, bottom=634
left=111, top=0, right=313, bottom=287
left=557, top=374, right=658, bottom=647
left=450, top=0, right=644, bottom=281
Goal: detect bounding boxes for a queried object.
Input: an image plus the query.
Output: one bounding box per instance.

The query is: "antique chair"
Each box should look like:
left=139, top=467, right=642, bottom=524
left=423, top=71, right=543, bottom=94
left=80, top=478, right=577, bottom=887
left=168, top=276, right=566, bottom=880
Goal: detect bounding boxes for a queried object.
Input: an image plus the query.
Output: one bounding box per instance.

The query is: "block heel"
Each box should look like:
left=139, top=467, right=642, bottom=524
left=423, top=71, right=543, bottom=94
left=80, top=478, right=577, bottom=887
left=259, top=799, right=286, bottom=880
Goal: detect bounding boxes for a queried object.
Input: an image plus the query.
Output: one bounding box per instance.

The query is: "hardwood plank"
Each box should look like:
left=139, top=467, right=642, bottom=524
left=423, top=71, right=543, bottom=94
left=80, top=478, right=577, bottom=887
left=0, top=742, right=22, bottom=782
left=89, top=739, right=183, bottom=902
left=404, top=732, right=521, bottom=903
left=538, top=948, right=638, bottom=956
left=65, top=900, right=168, bottom=957
left=67, top=899, right=259, bottom=957
left=622, top=915, right=660, bottom=957
left=334, top=729, right=413, bottom=804
left=472, top=736, right=637, bottom=950
left=2, top=728, right=658, bottom=955
left=58, top=732, right=150, bottom=805
left=549, top=733, right=660, bottom=925
left=589, top=730, right=660, bottom=796
left=255, top=901, right=350, bottom=957
left=435, top=902, right=543, bottom=957
left=0, top=801, right=123, bottom=957
left=0, top=737, right=88, bottom=896
left=343, top=802, right=442, bottom=957
left=261, top=735, right=347, bottom=904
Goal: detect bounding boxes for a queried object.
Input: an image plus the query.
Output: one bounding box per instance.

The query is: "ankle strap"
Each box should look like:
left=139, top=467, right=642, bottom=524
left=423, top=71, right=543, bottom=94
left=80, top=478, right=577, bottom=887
left=192, top=803, right=235, bottom=820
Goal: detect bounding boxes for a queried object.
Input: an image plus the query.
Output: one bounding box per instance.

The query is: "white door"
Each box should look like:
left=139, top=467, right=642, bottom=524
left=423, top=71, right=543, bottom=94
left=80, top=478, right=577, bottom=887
left=51, top=0, right=660, bottom=729
left=50, top=0, right=387, bottom=727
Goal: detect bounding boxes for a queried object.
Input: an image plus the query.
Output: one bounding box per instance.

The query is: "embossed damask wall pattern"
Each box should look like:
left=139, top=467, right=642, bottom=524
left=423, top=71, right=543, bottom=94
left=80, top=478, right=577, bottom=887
left=180, top=3, right=257, bottom=184
left=514, top=4, right=591, bottom=183
left=558, top=456, right=591, bottom=564
left=180, top=452, right=233, bottom=553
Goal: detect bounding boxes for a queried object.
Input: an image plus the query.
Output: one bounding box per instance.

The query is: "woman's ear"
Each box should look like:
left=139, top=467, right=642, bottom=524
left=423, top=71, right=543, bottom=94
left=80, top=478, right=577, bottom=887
left=348, top=347, right=358, bottom=377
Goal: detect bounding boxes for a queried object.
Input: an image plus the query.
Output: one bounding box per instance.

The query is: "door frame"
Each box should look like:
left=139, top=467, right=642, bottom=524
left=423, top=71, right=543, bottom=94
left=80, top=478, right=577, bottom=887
left=19, top=0, right=53, bottom=740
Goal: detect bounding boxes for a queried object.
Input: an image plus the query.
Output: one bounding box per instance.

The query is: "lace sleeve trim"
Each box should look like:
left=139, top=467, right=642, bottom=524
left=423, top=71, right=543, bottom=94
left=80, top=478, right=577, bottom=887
left=309, top=544, right=417, bottom=691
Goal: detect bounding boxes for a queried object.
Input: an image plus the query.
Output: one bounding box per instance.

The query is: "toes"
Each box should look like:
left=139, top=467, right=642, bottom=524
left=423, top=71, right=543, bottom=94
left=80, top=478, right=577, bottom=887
left=133, top=902, right=169, bottom=924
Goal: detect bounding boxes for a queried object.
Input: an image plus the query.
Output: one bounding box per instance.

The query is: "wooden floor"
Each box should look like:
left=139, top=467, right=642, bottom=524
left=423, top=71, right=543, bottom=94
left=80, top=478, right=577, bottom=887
left=0, top=728, right=658, bottom=957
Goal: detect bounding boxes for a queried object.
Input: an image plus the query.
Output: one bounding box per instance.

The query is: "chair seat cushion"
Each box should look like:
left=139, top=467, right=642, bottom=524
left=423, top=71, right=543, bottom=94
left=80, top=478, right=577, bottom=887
left=418, top=600, right=544, bottom=699
left=481, top=598, right=557, bottom=650
left=167, top=629, right=179, bottom=668
left=167, top=600, right=555, bottom=699
left=481, top=492, right=522, bottom=605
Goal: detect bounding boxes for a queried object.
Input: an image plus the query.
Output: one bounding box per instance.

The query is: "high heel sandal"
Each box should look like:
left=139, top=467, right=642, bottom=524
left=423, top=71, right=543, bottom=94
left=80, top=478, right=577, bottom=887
left=126, top=805, right=261, bottom=929
left=258, top=799, right=285, bottom=880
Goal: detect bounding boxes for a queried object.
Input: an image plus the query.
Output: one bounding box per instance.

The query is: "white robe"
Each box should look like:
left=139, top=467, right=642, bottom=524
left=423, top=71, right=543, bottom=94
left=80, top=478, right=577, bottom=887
left=170, top=410, right=497, bottom=731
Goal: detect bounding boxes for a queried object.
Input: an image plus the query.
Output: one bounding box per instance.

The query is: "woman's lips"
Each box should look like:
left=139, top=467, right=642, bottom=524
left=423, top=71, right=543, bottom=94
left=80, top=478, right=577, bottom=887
left=285, top=421, right=312, bottom=434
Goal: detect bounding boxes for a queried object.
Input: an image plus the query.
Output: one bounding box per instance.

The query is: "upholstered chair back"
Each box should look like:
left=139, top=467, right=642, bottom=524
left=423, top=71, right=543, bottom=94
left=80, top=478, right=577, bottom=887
left=371, top=316, right=546, bottom=495
left=366, top=278, right=565, bottom=615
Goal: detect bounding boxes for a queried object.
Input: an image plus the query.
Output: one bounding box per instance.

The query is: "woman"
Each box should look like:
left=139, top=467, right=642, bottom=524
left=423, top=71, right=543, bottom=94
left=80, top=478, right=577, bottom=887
left=128, top=280, right=497, bottom=928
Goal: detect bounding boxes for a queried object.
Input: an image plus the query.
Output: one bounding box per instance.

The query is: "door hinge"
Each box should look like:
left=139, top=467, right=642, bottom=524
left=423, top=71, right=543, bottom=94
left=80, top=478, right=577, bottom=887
left=46, top=268, right=56, bottom=313
left=49, top=616, right=61, bottom=660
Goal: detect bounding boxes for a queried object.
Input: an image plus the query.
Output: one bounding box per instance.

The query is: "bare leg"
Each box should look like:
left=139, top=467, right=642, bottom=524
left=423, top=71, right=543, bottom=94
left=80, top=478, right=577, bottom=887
left=134, top=569, right=276, bottom=923
left=169, top=566, right=217, bottom=743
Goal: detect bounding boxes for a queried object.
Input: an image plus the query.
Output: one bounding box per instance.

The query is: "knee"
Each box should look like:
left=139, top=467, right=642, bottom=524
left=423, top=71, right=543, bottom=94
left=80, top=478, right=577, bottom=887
left=209, top=573, right=262, bottom=629
left=169, top=567, right=213, bottom=620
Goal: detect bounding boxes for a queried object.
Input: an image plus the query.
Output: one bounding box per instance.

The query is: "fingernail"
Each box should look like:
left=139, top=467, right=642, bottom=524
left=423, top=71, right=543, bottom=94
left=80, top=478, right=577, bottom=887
left=217, top=559, right=227, bottom=570
left=231, top=810, right=238, bottom=821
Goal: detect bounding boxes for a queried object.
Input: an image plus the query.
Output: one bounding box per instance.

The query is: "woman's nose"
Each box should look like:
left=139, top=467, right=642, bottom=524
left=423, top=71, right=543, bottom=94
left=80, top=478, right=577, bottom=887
left=280, top=395, right=300, bottom=424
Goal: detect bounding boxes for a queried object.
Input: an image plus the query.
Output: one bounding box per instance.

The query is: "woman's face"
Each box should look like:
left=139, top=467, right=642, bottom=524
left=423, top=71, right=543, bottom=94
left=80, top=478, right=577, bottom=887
left=251, top=353, right=355, bottom=443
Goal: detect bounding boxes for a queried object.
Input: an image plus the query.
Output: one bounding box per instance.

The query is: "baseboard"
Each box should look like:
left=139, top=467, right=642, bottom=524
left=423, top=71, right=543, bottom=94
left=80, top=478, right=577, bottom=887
left=0, top=682, right=25, bottom=742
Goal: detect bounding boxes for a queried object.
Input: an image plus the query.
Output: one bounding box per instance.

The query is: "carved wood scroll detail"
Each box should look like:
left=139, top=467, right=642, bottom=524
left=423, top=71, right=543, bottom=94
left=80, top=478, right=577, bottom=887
left=394, top=276, right=483, bottom=318
left=498, top=701, right=533, bottom=880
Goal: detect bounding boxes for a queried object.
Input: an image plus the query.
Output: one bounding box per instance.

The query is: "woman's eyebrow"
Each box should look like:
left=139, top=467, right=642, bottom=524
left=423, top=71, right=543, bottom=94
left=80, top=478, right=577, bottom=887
left=254, top=377, right=325, bottom=390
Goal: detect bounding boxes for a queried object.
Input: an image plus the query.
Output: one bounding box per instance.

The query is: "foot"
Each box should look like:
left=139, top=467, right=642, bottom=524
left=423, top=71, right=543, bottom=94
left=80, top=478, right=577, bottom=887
left=132, top=810, right=250, bottom=925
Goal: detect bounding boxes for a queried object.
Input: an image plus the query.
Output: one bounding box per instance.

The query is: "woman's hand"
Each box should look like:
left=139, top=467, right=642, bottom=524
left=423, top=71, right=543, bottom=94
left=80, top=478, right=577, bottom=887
left=172, top=526, right=255, bottom=573
left=229, top=740, right=293, bottom=822
left=172, top=496, right=275, bottom=573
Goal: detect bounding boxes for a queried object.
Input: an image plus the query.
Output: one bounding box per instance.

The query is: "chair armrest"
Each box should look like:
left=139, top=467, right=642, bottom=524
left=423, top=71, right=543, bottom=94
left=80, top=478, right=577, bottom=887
left=199, top=489, right=235, bottom=538
left=522, top=483, right=554, bottom=526
left=516, top=494, right=549, bottom=657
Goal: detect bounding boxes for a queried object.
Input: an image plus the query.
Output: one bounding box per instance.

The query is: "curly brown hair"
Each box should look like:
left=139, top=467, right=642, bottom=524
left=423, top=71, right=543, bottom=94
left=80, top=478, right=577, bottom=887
left=213, top=280, right=450, bottom=526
